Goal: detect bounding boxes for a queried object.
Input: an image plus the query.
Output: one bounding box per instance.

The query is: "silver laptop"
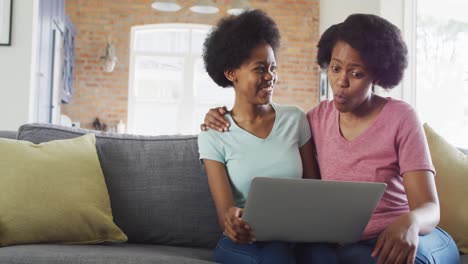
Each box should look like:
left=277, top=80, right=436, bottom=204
left=242, top=177, right=387, bottom=243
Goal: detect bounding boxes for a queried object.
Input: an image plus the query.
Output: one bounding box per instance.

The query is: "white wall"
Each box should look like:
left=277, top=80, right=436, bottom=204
left=319, top=0, right=406, bottom=39
left=0, top=0, right=38, bottom=131
left=319, top=0, right=380, bottom=34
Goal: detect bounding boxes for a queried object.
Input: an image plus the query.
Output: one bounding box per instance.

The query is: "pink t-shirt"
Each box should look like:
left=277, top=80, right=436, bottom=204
left=307, top=98, right=435, bottom=240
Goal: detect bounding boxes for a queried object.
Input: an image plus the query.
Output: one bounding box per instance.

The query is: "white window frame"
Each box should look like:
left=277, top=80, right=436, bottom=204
left=374, top=0, right=417, bottom=107
left=127, top=23, right=213, bottom=135
left=402, top=0, right=417, bottom=107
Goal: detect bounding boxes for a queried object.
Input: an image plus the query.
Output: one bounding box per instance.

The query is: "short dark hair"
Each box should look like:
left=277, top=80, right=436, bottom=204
left=203, top=10, right=281, bottom=88
left=317, top=14, right=408, bottom=89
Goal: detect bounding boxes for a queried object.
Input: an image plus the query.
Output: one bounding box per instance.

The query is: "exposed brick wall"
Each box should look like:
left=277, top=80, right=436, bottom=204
left=62, top=0, right=320, bottom=130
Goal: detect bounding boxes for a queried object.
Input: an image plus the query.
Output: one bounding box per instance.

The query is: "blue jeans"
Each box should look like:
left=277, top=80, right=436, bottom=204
left=295, top=227, right=460, bottom=264
left=213, top=235, right=296, bottom=264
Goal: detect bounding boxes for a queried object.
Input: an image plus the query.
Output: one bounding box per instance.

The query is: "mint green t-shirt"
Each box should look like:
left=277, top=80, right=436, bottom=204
left=198, top=103, right=311, bottom=208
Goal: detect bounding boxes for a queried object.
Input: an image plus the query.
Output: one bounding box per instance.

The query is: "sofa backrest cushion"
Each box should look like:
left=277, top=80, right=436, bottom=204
left=424, top=123, right=468, bottom=254
left=459, top=148, right=468, bottom=155
left=0, top=131, right=17, bottom=139
left=18, top=124, right=221, bottom=248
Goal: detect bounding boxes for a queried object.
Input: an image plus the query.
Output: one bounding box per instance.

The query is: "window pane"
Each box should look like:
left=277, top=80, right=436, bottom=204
left=192, top=58, right=234, bottom=134
left=133, top=55, right=183, bottom=101
left=133, top=102, right=179, bottom=135
left=416, top=0, right=468, bottom=148
left=134, top=29, right=188, bottom=54
left=193, top=58, right=234, bottom=105
left=191, top=29, right=209, bottom=55
left=129, top=25, right=237, bottom=136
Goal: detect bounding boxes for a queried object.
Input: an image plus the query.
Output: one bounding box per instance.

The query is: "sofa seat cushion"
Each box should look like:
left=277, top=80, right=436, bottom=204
left=0, top=243, right=215, bottom=264
left=17, top=123, right=221, bottom=248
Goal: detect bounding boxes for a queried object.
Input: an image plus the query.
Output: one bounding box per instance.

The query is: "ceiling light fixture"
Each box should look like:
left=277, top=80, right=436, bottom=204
left=151, top=0, right=182, bottom=12
left=190, top=0, right=219, bottom=14
left=227, top=0, right=250, bottom=15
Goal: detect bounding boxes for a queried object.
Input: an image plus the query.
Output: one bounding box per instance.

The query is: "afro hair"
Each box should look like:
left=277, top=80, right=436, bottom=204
left=203, top=9, right=280, bottom=88
left=317, top=14, right=408, bottom=89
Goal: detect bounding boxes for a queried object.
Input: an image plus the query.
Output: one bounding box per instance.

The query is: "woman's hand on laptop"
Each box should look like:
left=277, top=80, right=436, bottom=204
left=371, top=214, right=419, bottom=264
left=200, top=106, right=230, bottom=132
left=223, top=207, right=256, bottom=244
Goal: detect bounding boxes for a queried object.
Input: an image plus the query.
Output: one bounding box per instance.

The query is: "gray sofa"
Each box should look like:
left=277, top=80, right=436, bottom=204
left=0, top=124, right=219, bottom=264
left=0, top=123, right=467, bottom=264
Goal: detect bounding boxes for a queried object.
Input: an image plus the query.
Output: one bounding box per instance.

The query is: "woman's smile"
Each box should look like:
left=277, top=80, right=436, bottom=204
left=258, top=83, right=274, bottom=97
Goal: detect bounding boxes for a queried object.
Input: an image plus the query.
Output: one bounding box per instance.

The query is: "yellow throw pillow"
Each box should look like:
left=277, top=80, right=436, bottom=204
left=0, top=134, right=127, bottom=247
left=424, top=123, right=468, bottom=253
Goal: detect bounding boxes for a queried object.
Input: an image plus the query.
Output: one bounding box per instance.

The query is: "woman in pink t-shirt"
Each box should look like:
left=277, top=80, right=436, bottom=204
left=201, top=14, right=459, bottom=264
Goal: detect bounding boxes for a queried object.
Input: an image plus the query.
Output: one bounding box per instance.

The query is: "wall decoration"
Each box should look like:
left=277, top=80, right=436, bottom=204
left=0, top=0, right=13, bottom=46
left=100, top=35, right=118, bottom=73
left=319, top=70, right=331, bottom=102
left=62, top=16, right=76, bottom=103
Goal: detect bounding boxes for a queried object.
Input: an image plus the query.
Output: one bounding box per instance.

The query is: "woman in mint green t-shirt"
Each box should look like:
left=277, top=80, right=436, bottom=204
left=197, top=10, right=319, bottom=264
